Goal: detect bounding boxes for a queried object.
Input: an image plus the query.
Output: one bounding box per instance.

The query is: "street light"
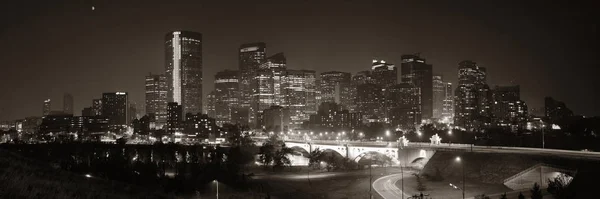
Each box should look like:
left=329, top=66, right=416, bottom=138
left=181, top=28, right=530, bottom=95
left=455, top=156, right=465, bottom=199
left=214, top=180, right=219, bottom=199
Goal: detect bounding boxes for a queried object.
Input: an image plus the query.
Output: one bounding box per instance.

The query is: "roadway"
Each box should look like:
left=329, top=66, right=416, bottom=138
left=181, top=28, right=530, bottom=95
left=372, top=172, right=410, bottom=199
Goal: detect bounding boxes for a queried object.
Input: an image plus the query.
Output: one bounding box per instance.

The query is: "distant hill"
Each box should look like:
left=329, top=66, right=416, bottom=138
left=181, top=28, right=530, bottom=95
left=0, top=149, right=173, bottom=199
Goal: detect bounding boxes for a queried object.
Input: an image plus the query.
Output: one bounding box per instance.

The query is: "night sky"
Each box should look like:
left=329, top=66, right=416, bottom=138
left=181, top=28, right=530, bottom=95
left=0, top=0, right=597, bottom=120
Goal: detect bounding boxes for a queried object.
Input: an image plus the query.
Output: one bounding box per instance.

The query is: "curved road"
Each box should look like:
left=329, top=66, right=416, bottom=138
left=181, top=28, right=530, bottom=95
left=373, top=173, right=410, bottom=199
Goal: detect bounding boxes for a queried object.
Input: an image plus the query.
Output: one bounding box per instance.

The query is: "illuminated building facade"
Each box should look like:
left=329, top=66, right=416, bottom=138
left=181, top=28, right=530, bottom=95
left=401, top=54, right=433, bottom=120
left=63, top=93, right=73, bottom=115
left=92, top=99, right=102, bottom=116
left=283, top=70, right=317, bottom=129
left=101, top=92, right=129, bottom=126
left=206, top=91, right=216, bottom=119
left=432, top=75, right=445, bottom=119
left=454, top=60, right=492, bottom=131
left=42, top=99, right=51, bottom=116
left=371, top=60, right=397, bottom=89
left=356, top=83, right=383, bottom=120
left=184, top=113, right=217, bottom=138
left=166, top=102, right=183, bottom=134
left=214, top=70, right=239, bottom=126
left=385, top=83, right=421, bottom=130
left=239, top=42, right=267, bottom=124
left=319, top=71, right=352, bottom=110
left=165, top=31, right=203, bottom=117
left=145, top=73, right=168, bottom=128
left=442, top=82, right=454, bottom=121
left=492, top=85, right=528, bottom=131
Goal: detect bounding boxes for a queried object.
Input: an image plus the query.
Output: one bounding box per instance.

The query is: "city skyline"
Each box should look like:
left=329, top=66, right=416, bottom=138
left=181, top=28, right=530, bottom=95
left=0, top=1, right=598, bottom=120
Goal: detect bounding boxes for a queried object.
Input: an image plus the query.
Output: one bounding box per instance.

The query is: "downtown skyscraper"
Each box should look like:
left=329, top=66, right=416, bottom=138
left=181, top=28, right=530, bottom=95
left=283, top=70, right=317, bottom=129
left=401, top=54, right=433, bottom=120
left=454, top=60, right=492, bottom=131
left=42, top=99, right=51, bottom=116
left=165, top=31, right=203, bottom=117
left=145, top=73, right=168, bottom=128
left=101, top=92, right=129, bottom=126
left=214, top=70, right=239, bottom=126
left=432, top=75, right=445, bottom=119
left=239, top=42, right=266, bottom=125
left=320, top=71, right=352, bottom=110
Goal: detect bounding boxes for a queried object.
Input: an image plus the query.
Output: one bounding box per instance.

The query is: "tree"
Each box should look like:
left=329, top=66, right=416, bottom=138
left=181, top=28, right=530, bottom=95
left=500, top=193, right=507, bottom=199
left=518, top=192, right=525, bottom=199
left=547, top=174, right=573, bottom=199
left=307, top=148, right=323, bottom=169
left=258, top=136, right=293, bottom=171
left=530, top=183, right=542, bottom=199
left=413, top=173, right=427, bottom=191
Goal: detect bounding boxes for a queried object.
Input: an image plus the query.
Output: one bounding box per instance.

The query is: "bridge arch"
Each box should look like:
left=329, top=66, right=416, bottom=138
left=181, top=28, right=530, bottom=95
left=348, top=146, right=399, bottom=165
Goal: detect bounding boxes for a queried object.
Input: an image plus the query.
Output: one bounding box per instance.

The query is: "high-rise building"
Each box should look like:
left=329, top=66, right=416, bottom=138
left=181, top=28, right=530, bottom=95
left=319, top=71, right=352, bottom=110
left=184, top=113, right=217, bottom=138
left=442, top=82, right=454, bottom=121
left=42, top=99, right=51, bottom=116
left=283, top=70, right=317, bottom=129
left=252, top=68, right=275, bottom=125
left=263, top=53, right=287, bottom=105
left=92, top=99, right=102, bottom=116
left=371, top=60, right=397, bottom=89
left=166, top=102, right=183, bottom=134
left=101, top=92, right=129, bottom=126
left=432, top=75, right=445, bottom=119
left=145, top=73, right=168, bottom=128
left=401, top=54, right=433, bottom=120
left=356, top=83, right=383, bottom=120
left=63, top=93, right=73, bottom=115
left=385, top=83, right=421, bottom=130
left=165, top=31, right=203, bottom=117
left=129, top=103, right=137, bottom=124
left=349, top=71, right=373, bottom=112
left=239, top=42, right=267, bottom=124
left=454, top=60, right=491, bottom=131
left=308, top=102, right=361, bottom=131
left=206, top=91, right=216, bottom=119
left=492, top=85, right=528, bottom=130
left=214, top=70, right=239, bottom=126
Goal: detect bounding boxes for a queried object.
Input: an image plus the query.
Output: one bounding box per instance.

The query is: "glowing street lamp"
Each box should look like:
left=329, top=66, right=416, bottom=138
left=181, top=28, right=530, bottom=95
left=454, top=156, right=465, bottom=199
left=385, top=130, right=390, bottom=137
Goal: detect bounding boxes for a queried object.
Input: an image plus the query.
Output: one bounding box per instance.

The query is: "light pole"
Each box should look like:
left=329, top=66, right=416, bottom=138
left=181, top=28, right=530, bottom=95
left=455, top=156, right=465, bottom=199
left=368, top=156, right=373, bottom=199
left=214, top=180, right=219, bottom=199
left=401, top=165, right=404, bottom=199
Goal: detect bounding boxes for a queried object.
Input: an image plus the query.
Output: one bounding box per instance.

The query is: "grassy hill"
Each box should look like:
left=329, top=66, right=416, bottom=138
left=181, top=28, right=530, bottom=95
left=0, top=149, right=173, bottom=199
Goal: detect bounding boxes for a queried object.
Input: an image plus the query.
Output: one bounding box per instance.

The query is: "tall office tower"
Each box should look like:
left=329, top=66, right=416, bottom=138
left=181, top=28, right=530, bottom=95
left=385, top=83, right=421, bottom=130
left=166, top=102, right=183, bottom=134
left=165, top=31, right=203, bottom=117
left=252, top=68, right=275, bottom=125
left=349, top=70, right=373, bottom=112
left=442, top=82, right=454, bottom=121
left=145, top=74, right=168, bottom=128
left=320, top=71, right=352, bottom=109
left=283, top=70, right=317, bottom=129
left=544, top=97, right=573, bottom=125
left=454, top=60, right=491, bottom=131
left=239, top=42, right=267, bottom=124
left=214, top=70, right=239, bottom=126
left=42, top=99, right=51, bottom=116
left=101, top=92, right=129, bottom=126
left=356, top=83, right=383, bottom=120
left=492, top=85, right=528, bottom=130
left=401, top=54, right=433, bottom=120
left=262, top=53, right=287, bottom=105
left=63, top=93, right=73, bottom=115
left=206, top=91, right=216, bottom=119
left=432, top=75, right=445, bottom=119
left=371, top=60, right=397, bottom=89
left=92, top=99, right=102, bottom=116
